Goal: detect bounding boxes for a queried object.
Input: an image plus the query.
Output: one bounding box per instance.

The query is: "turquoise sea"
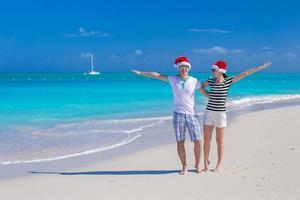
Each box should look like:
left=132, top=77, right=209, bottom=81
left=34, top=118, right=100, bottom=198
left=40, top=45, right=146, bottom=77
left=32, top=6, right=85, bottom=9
left=1, top=72, right=300, bottom=165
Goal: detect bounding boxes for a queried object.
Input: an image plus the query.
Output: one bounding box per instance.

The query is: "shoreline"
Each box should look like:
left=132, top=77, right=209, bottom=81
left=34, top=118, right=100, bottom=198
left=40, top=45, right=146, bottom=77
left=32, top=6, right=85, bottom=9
left=1, top=101, right=300, bottom=180
left=0, top=102, right=299, bottom=180
left=0, top=105, right=299, bottom=199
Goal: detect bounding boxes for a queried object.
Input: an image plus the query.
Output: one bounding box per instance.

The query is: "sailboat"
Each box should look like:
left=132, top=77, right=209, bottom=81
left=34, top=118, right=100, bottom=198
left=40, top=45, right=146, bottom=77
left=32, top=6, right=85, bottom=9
left=84, top=54, right=100, bottom=75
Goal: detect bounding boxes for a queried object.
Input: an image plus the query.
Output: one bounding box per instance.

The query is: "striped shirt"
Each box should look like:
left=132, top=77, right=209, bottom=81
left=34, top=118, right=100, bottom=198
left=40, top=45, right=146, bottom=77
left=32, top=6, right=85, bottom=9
left=206, top=76, right=234, bottom=112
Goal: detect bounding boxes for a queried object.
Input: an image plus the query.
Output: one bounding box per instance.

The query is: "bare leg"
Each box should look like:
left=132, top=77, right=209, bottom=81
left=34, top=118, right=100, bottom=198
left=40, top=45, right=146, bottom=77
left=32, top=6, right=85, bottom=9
left=203, top=125, right=214, bottom=171
left=194, top=140, right=202, bottom=173
left=177, top=141, right=187, bottom=175
left=214, top=127, right=225, bottom=172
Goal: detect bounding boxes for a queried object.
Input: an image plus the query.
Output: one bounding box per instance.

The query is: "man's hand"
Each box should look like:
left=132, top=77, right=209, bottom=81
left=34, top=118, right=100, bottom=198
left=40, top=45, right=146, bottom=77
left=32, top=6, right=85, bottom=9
left=131, top=69, right=141, bottom=75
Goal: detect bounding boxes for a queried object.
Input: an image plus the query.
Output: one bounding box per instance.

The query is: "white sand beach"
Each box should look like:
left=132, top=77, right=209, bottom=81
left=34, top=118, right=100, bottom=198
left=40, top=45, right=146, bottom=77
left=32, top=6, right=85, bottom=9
left=0, top=106, right=300, bottom=200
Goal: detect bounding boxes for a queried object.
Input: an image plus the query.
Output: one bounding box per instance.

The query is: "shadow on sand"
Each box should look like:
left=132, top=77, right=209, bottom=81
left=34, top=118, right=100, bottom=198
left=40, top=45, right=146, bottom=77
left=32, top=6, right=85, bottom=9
left=29, top=169, right=188, bottom=176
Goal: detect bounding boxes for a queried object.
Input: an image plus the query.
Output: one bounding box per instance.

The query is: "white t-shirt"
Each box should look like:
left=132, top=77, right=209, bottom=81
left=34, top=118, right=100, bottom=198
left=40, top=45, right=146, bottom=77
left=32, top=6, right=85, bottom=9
left=168, top=75, right=201, bottom=115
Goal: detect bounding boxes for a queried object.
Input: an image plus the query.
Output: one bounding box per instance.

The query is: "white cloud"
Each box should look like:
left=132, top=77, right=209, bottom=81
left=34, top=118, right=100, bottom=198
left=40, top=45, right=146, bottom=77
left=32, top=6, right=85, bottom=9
left=193, top=46, right=227, bottom=54
left=80, top=52, right=93, bottom=58
left=79, top=27, right=85, bottom=34
left=229, top=49, right=244, bottom=54
left=188, top=28, right=233, bottom=33
left=261, top=46, right=271, bottom=50
left=67, top=27, right=111, bottom=38
left=282, top=52, right=298, bottom=60
left=133, top=50, right=143, bottom=56
left=192, top=46, right=243, bottom=55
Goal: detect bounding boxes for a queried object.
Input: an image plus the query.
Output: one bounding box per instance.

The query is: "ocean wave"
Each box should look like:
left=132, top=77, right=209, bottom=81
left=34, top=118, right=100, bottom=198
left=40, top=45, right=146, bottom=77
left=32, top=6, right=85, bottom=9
left=97, top=116, right=172, bottom=123
left=227, top=94, right=300, bottom=108
left=1, top=133, right=141, bottom=165
left=2, top=94, right=299, bottom=165
left=0, top=116, right=169, bottom=165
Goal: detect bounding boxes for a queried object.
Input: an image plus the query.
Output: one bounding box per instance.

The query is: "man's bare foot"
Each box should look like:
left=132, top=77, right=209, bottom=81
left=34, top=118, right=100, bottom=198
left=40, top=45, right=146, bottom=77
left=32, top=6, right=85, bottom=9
left=179, top=166, right=188, bottom=175
left=202, top=167, right=209, bottom=172
left=202, top=161, right=210, bottom=172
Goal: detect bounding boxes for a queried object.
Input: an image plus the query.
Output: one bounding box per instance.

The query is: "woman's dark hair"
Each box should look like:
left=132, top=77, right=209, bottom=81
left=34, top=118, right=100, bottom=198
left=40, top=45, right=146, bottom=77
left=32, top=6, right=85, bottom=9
left=222, top=73, right=227, bottom=78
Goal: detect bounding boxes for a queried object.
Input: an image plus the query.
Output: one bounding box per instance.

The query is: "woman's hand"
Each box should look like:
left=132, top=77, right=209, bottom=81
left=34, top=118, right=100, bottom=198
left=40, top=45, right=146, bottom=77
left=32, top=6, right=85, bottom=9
left=259, top=62, right=272, bottom=70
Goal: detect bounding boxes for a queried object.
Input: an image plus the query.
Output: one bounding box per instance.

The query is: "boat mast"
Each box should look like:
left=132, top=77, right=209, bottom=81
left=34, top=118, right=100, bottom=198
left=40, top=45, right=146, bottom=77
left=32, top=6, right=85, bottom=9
left=91, top=54, right=94, bottom=71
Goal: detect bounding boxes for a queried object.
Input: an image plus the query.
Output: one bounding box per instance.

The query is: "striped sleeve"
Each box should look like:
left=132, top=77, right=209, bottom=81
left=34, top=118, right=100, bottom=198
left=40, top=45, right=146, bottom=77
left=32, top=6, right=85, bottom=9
left=207, top=78, right=215, bottom=86
left=226, top=76, right=235, bottom=86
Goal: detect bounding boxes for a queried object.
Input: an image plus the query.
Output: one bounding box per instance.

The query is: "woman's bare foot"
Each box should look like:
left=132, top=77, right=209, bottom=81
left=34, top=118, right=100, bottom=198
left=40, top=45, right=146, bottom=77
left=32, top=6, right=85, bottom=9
left=195, top=165, right=201, bottom=173
left=212, top=165, right=222, bottom=173
left=179, top=166, right=188, bottom=175
left=211, top=169, right=221, bottom=173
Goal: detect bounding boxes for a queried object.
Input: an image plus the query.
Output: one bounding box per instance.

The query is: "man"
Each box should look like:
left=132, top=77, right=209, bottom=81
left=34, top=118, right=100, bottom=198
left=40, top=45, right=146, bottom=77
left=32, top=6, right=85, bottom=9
left=131, top=56, right=209, bottom=175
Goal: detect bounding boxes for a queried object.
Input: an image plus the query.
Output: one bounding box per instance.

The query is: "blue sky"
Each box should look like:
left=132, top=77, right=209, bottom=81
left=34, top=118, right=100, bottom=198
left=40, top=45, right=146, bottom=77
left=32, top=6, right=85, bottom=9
left=0, top=0, right=299, bottom=72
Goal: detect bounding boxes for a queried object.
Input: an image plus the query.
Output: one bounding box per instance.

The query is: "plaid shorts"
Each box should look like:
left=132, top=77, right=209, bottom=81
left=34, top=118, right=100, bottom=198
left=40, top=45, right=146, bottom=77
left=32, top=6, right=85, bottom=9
left=172, top=112, right=202, bottom=142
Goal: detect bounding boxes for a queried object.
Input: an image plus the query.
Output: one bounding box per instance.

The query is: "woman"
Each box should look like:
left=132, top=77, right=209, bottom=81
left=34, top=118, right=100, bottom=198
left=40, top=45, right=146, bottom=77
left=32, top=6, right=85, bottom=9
left=201, top=60, right=271, bottom=172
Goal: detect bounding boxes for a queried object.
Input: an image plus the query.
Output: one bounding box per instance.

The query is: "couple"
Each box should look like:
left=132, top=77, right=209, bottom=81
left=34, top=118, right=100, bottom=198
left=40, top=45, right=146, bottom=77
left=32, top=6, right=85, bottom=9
left=131, top=57, right=270, bottom=175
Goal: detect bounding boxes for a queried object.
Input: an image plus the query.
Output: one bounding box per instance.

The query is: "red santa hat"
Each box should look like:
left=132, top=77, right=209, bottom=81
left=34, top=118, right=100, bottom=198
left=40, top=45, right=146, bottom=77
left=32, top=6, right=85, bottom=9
left=174, top=56, right=191, bottom=69
left=211, top=60, right=227, bottom=73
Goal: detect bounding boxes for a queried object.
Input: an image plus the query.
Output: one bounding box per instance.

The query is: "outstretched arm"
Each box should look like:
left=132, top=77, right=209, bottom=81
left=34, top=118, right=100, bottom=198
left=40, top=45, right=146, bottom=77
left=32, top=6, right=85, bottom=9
left=131, top=70, right=168, bottom=81
left=232, top=62, right=271, bottom=83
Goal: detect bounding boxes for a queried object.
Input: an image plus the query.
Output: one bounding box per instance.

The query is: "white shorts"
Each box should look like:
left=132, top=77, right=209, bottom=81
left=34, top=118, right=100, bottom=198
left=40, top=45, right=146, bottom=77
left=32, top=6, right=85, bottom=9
left=203, top=110, right=227, bottom=128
